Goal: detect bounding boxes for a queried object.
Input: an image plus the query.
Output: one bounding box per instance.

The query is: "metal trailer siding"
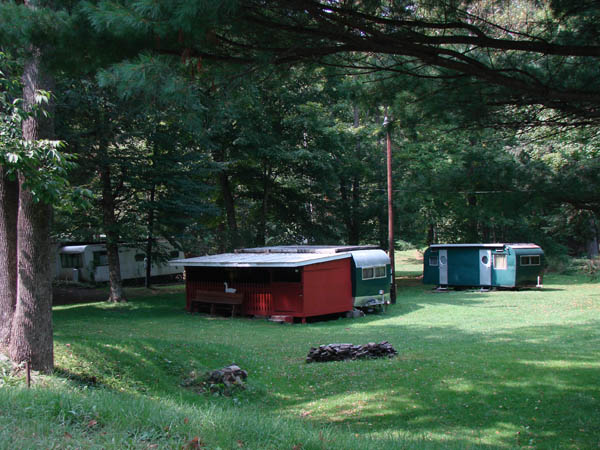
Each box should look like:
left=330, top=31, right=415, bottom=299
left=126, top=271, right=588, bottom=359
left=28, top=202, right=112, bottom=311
left=351, top=265, right=391, bottom=306
left=422, top=248, right=440, bottom=285
left=513, top=247, right=545, bottom=286
left=302, top=259, right=353, bottom=316
left=423, top=244, right=544, bottom=288
left=424, top=246, right=483, bottom=286
left=447, top=247, right=480, bottom=286
left=491, top=248, right=517, bottom=287
left=349, top=250, right=392, bottom=306
left=352, top=265, right=391, bottom=296
left=58, top=243, right=184, bottom=282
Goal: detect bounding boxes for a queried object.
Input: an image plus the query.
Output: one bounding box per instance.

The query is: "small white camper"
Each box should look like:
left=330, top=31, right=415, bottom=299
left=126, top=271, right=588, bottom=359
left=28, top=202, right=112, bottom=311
left=55, top=243, right=184, bottom=283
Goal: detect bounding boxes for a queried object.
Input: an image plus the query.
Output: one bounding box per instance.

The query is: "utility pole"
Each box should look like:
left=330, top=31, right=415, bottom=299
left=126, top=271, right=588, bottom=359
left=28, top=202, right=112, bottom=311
left=384, top=115, right=396, bottom=304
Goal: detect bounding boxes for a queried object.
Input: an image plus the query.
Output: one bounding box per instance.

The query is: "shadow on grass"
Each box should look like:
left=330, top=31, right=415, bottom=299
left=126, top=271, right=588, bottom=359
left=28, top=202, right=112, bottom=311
left=53, top=367, right=108, bottom=389
left=277, top=321, right=600, bottom=449
left=50, top=280, right=600, bottom=448
left=52, top=314, right=600, bottom=448
left=53, top=293, right=187, bottom=322
left=395, top=270, right=422, bottom=277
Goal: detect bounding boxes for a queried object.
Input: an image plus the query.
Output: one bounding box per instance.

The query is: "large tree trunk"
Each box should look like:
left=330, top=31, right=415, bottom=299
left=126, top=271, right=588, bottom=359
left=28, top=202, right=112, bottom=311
left=465, top=193, right=479, bottom=242
left=0, top=168, right=18, bottom=349
left=349, top=105, right=361, bottom=245
left=100, top=162, right=126, bottom=302
left=145, top=183, right=155, bottom=289
left=214, top=146, right=239, bottom=251
left=349, top=176, right=360, bottom=244
left=586, top=216, right=599, bottom=259
left=339, top=179, right=361, bottom=245
left=426, top=223, right=436, bottom=245
left=218, top=171, right=239, bottom=250
left=9, top=48, right=54, bottom=372
left=257, top=165, right=271, bottom=247
left=9, top=180, right=54, bottom=371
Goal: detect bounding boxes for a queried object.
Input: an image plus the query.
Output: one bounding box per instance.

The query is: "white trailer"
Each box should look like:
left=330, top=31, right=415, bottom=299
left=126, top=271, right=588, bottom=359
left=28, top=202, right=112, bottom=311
left=55, top=243, right=184, bottom=283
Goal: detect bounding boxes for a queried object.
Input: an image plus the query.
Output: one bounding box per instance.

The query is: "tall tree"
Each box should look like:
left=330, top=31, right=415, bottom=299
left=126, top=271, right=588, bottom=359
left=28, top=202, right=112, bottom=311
left=0, top=1, right=85, bottom=369
left=9, top=43, right=55, bottom=371
left=0, top=168, right=17, bottom=349
left=0, top=53, right=20, bottom=349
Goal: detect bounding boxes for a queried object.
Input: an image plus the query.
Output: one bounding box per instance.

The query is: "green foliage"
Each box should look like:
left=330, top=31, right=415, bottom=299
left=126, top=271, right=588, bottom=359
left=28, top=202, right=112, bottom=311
left=5, top=0, right=599, bottom=257
left=53, top=71, right=215, bottom=251
left=395, top=239, right=417, bottom=251
left=0, top=51, right=75, bottom=204
left=0, top=3, right=71, bottom=53
left=0, top=356, right=20, bottom=388
left=83, top=0, right=240, bottom=38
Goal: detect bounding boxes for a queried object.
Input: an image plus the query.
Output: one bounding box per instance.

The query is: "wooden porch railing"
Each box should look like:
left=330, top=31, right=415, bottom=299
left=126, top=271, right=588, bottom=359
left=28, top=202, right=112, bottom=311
left=186, top=280, right=273, bottom=315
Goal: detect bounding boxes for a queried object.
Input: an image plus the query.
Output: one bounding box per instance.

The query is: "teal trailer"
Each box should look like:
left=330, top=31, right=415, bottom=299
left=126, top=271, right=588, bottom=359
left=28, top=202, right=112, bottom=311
left=349, top=249, right=392, bottom=307
left=423, top=243, right=544, bottom=288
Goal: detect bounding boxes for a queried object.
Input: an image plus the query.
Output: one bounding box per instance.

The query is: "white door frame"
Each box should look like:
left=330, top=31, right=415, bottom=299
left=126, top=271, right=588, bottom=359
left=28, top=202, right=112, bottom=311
left=479, top=249, right=492, bottom=286
left=439, top=249, right=448, bottom=285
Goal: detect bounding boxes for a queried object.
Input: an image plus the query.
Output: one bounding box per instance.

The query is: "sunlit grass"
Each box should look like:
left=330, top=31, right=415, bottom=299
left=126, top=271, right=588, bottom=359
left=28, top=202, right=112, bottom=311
left=1, top=258, right=599, bottom=449
left=395, top=249, right=424, bottom=277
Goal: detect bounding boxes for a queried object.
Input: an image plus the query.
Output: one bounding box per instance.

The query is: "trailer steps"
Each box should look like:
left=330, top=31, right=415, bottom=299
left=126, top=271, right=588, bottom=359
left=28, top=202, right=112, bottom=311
left=268, top=315, right=294, bottom=324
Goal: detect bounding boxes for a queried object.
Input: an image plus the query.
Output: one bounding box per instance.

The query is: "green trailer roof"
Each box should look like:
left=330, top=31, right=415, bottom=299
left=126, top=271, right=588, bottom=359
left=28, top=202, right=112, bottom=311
left=429, top=243, right=541, bottom=250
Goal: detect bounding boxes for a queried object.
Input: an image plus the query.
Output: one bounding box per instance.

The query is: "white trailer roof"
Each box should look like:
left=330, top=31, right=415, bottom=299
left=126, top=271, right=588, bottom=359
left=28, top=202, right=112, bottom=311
left=349, top=249, right=390, bottom=268
left=59, top=245, right=93, bottom=254
left=507, top=243, right=542, bottom=249
left=169, top=251, right=352, bottom=268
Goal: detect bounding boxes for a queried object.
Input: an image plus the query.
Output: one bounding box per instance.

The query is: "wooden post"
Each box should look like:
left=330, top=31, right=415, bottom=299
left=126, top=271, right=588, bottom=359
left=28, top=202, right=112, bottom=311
left=385, top=116, right=396, bottom=304
left=26, top=360, right=31, bottom=388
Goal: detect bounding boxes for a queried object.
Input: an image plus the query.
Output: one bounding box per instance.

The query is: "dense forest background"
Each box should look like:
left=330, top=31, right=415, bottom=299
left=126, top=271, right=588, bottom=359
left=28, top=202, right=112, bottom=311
left=3, top=0, right=599, bottom=263
left=2, top=0, right=600, bottom=368
left=53, top=65, right=600, bottom=260
left=46, top=3, right=600, bottom=259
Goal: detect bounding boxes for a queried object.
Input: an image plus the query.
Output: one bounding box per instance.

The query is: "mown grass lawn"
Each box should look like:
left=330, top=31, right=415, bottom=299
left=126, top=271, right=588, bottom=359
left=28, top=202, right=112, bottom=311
left=1, top=252, right=599, bottom=449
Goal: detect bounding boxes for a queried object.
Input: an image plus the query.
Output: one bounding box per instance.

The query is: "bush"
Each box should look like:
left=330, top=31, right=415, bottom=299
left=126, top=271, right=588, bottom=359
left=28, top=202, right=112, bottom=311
left=546, top=254, right=600, bottom=277
left=394, top=240, right=416, bottom=251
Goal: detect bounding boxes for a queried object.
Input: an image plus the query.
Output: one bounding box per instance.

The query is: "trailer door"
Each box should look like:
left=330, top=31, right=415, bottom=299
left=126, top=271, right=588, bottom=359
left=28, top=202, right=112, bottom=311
left=439, top=249, right=448, bottom=285
left=479, top=249, right=492, bottom=286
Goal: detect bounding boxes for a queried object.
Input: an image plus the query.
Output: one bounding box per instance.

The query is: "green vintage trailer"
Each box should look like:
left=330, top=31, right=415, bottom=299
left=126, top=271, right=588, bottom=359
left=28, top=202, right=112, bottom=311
left=349, top=249, right=392, bottom=307
left=423, top=243, right=544, bottom=288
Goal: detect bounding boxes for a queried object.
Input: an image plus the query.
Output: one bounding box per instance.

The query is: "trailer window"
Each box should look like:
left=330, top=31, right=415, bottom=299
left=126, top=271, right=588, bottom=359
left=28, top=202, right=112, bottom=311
left=429, top=254, right=438, bottom=266
left=169, top=250, right=180, bottom=258
left=60, top=253, right=82, bottom=269
left=493, top=254, right=507, bottom=270
left=135, top=253, right=145, bottom=262
left=520, top=255, right=541, bottom=266
left=362, top=266, right=387, bottom=280
left=93, top=251, right=108, bottom=266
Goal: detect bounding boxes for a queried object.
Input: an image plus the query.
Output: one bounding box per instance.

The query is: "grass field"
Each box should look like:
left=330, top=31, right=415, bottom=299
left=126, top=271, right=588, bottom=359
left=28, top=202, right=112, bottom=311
left=1, top=251, right=599, bottom=449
